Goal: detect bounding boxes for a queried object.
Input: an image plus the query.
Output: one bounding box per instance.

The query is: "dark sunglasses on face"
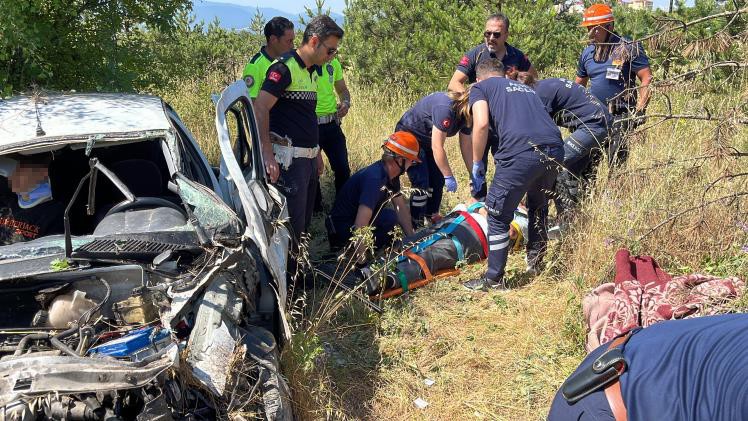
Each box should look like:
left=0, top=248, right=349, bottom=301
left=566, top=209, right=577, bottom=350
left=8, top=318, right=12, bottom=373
left=320, top=40, right=338, bottom=55
left=484, top=31, right=502, bottom=39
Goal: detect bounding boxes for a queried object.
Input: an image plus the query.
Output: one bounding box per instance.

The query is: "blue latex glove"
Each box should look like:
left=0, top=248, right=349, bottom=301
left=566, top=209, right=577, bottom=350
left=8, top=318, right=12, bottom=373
left=444, top=176, right=457, bottom=192
left=471, top=161, right=486, bottom=192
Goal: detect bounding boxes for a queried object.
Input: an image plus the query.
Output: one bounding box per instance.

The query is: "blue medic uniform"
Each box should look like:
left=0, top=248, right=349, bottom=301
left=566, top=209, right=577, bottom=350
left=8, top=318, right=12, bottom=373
left=469, top=77, right=563, bottom=281
left=577, top=34, right=649, bottom=165
left=456, top=43, right=532, bottom=83
left=577, top=33, right=649, bottom=113
left=326, top=161, right=400, bottom=250
left=395, top=92, right=471, bottom=223
left=534, top=77, right=612, bottom=175
left=549, top=314, right=748, bottom=421
left=456, top=43, right=532, bottom=168
left=261, top=50, right=321, bottom=241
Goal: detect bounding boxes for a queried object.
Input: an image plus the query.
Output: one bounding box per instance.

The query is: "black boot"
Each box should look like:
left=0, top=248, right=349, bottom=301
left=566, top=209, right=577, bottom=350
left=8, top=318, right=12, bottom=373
left=463, top=277, right=508, bottom=292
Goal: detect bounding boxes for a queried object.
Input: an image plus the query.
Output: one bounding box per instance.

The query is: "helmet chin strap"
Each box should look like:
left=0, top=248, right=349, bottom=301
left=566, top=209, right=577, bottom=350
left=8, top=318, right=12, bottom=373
left=396, top=157, right=407, bottom=176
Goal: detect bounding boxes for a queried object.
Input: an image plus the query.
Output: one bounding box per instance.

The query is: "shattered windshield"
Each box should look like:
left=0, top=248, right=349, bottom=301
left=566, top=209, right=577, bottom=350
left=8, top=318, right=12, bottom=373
left=176, top=177, right=242, bottom=236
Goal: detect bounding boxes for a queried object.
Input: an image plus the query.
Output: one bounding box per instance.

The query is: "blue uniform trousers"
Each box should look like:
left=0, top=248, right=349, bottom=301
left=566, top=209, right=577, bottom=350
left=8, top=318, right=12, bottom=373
left=484, top=145, right=563, bottom=281
left=406, top=143, right=444, bottom=222
left=563, top=125, right=609, bottom=175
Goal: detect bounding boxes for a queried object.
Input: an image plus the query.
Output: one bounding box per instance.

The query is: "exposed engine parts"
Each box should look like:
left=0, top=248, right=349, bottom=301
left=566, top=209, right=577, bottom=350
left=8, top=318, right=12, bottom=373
left=0, top=258, right=288, bottom=420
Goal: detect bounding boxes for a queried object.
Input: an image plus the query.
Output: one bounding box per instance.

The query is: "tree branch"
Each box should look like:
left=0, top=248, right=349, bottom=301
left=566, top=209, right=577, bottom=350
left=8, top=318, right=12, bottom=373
left=654, top=61, right=748, bottom=86
left=638, top=192, right=748, bottom=241
left=638, top=7, right=748, bottom=44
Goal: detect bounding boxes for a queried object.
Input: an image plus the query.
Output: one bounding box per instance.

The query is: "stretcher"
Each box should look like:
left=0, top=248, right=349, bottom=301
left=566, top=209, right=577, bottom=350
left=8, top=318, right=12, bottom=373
left=318, top=203, right=528, bottom=300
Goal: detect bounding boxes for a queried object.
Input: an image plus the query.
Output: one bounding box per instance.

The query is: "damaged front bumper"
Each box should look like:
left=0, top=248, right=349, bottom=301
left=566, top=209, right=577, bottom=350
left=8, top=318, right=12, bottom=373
left=0, top=345, right=178, bottom=408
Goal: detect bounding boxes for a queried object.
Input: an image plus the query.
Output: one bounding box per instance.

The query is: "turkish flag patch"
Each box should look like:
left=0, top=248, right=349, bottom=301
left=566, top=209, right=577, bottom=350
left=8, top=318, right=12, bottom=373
left=459, top=56, right=469, bottom=66
left=268, top=71, right=281, bottom=83
left=442, top=118, right=452, bottom=128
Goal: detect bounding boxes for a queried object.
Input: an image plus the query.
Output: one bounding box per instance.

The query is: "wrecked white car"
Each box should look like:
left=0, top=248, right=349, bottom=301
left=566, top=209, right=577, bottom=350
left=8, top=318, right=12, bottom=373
left=0, top=81, right=293, bottom=420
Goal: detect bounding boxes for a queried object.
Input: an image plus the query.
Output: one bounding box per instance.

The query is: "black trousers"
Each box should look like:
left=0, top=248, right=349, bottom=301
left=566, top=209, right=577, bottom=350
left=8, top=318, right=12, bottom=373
left=315, top=121, right=350, bottom=209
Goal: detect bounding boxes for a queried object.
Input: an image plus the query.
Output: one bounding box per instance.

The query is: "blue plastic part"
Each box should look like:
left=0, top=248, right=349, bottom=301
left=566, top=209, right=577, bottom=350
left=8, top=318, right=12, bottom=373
left=398, top=215, right=466, bottom=263
left=89, top=326, right=171, bottom=359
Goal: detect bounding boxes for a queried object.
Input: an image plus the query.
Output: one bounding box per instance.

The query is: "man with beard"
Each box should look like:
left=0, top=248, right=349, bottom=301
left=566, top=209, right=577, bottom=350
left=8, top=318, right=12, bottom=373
left=447, top=13, right=537, bottom=199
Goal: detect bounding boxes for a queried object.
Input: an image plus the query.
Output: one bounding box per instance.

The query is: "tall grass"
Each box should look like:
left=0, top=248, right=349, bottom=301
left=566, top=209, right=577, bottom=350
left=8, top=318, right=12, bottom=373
left=159, top=68, right=747, bottom=420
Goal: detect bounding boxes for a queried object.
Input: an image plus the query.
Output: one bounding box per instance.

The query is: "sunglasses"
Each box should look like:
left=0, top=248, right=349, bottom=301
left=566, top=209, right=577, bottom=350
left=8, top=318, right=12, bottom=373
left=320, top=40, right=338, bottom=56
left=484, top=31, right=502, bottom=39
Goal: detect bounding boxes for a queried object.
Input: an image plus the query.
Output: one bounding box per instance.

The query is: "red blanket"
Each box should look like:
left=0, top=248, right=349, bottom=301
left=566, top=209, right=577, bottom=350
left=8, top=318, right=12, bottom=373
left=583, top=249, right=745, bottom=352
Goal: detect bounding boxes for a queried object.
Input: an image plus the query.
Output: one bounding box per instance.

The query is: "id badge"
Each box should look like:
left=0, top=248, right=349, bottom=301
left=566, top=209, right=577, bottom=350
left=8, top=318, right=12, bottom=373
left=606, top=67, right=621, bottom=81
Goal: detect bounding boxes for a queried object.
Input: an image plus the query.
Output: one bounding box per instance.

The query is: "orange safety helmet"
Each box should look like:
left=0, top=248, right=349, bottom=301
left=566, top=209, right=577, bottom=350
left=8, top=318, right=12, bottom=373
left=383, top=131, right=421, bottom=163
left=581, top=3, right=615, bottom=27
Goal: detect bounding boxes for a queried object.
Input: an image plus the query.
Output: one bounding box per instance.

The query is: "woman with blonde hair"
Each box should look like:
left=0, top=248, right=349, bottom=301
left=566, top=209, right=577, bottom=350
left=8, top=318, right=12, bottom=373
left=394, top=88, right=473, bottom=226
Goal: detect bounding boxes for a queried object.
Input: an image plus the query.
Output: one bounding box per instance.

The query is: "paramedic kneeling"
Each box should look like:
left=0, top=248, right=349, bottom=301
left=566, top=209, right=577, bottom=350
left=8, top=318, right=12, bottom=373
left=549, top=314, right=748, bottom=421
left=464, top=59, right=563, bottom=291
left=326, top=132, right=417, bottom=252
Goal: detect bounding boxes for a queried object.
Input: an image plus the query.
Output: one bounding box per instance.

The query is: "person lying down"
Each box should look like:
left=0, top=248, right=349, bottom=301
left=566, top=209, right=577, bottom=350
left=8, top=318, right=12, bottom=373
left=322, top=201, right=528, bottom=297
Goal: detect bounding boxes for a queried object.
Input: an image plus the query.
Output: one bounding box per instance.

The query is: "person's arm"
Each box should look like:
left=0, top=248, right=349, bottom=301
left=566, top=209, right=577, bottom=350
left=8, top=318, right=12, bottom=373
left=458, top=132, right=472, bottom=175
left=253, top=90, right=280, bottom=183
left=448, top=70, right=469, bottom=93
left=471, top=100, right=489, bottom=164
left=353, top=204, right=374, bottom=228
left=527, top=64, right=539, bottom=79
left=431, top=127, right=452, bottom=177
left=575, top=51, right=589, bottom=87
left=335, top=78, right=351, bottom=118
left=392, top=194, right=414, bottom=236
left=635, top=66, right=652, bottom=112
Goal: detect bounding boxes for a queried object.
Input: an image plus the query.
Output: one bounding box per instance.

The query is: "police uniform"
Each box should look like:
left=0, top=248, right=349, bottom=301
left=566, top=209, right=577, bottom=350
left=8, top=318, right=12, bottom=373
left=326, top=161, right=400, bottom=250
left=316, top=58, right=350, bottom=196
left=456, top=42, right=533, bottom=182
left=469, top=77, right=563, bottom=281
left=242, top=46, right=274, bottom=99
left=395, top=92, right=471, bottom=223
left=534, top=77, right=612, bottom=175
left=549, top=314, right=748, bottom=420
left=260, top=51, right=321, bottom=241
left=577, top=33, right=650, bottom=163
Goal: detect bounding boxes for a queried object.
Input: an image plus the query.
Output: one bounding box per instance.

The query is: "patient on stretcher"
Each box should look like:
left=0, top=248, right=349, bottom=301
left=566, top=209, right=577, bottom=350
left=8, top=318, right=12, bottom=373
left=325, top=202, right=528, bottom=296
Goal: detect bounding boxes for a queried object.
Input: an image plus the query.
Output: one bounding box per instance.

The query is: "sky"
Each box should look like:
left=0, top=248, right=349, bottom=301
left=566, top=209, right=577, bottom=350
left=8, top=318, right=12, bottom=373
left=214, top=0, right=693, bottom=15
left=217, top=0, right=346, bottom=13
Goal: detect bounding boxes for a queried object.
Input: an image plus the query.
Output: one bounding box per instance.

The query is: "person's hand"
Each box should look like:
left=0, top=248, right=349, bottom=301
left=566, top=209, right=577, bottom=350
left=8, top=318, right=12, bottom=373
left=337, top=100, right=350, bottom=118
left=633, top=107, right=647, bottom=128
left=471, top=161, right=486, bottom=192
left=262, top=148, right=280, bottom=183
left=317, top=152, right=324, bottom=176
left=444, top=175, right=457, bottom=192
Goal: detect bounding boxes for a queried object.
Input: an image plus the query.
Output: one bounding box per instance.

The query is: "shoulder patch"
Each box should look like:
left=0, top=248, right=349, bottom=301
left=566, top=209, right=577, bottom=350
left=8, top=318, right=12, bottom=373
left=442, top=118, right=452, bottom=128
left=460, top=55, right=469, bottom=66
left=249, top=52, right=262, bottom=64
left=244, top=75, right=254, bottom=88
left=268, top=71, right=282, bottom=83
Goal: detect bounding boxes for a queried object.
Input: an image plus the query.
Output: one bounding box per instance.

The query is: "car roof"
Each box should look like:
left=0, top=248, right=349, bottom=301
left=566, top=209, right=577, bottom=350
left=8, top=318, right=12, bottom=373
left=0, top=93, right=173, bottom=153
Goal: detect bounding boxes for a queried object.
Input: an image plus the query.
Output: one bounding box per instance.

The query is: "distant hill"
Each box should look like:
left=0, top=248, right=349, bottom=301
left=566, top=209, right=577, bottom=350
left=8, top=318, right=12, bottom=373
left=191, top=1, right=344, bottom=30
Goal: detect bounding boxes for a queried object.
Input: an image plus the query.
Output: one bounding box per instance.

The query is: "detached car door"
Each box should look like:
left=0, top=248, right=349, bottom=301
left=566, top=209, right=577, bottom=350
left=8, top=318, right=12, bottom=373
left=213, top=80, right=291, bottom=338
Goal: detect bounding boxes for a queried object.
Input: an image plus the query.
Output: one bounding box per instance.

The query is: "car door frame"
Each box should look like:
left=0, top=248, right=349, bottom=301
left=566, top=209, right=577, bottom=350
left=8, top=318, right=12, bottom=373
left=213, top=80, right=291, bottom=340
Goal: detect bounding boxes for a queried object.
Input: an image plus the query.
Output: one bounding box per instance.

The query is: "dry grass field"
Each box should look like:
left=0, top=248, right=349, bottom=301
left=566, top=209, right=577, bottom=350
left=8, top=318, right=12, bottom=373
left=159, top=69, right=748, bottom=420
